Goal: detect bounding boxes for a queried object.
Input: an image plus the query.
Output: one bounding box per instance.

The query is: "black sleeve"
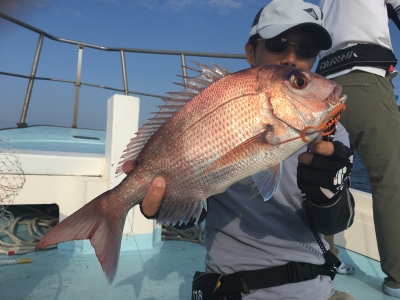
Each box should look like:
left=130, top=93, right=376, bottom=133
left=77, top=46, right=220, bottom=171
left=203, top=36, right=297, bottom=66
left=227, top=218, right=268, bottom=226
left=306, top=179, right=355, bottom=235
left=388, top=4, right=400, bottom=30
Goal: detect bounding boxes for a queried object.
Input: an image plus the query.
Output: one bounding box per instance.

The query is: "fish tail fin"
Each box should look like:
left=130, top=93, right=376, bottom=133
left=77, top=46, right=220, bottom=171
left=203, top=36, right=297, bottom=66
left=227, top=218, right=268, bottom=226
left=35, top=190, right=125, bottom=285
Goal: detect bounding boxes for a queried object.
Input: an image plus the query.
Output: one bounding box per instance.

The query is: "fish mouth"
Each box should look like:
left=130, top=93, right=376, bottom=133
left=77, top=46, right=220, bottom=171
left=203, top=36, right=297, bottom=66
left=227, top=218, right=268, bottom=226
left=300, top=95, right=347, bottom=142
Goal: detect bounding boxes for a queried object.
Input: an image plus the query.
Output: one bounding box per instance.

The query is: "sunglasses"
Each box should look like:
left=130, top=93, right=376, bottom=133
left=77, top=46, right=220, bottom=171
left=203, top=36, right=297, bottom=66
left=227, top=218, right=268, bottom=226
left=258, top=38, right=320, bottom=59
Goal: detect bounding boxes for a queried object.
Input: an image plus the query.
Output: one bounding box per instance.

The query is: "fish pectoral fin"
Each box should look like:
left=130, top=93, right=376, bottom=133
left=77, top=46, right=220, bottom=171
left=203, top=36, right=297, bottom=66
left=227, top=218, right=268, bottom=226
left=157, top=200, right=207, bottom=226
left=251, top=163, right=282, bottom=201
left=247, top=179, right=260, bottom=198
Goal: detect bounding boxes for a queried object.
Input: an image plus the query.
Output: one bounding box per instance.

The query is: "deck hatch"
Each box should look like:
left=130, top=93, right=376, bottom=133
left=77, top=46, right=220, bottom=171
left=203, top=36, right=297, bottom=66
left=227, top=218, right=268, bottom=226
left=72, top=135, right=100, bottom=140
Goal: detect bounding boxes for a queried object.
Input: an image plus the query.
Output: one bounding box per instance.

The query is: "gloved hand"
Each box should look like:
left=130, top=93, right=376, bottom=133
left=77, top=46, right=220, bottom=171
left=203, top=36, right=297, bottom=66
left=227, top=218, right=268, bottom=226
left=297, top=141, right=353, bottom=202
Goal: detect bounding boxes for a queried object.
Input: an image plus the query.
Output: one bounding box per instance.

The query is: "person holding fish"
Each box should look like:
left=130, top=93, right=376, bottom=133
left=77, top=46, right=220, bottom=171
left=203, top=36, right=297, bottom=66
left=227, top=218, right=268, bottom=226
left=34, top=0, right=355, bottom=299
left=316, top=0, right=400, bottom=298
left=141, top=0, right=355, bottom=299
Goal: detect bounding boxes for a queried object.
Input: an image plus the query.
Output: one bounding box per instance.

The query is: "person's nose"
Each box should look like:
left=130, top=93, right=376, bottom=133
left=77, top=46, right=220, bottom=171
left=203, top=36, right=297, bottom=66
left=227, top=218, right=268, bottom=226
left=280, top=45, right=298, bottom=67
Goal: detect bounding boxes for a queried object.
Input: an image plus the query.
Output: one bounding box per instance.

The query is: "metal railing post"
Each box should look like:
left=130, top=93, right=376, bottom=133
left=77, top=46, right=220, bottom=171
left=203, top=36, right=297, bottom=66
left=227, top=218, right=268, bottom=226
left=17, top=34, right=44, bottom=128
left=0, top=12, right=247, bottom=129
left=72, top=44, right=84, bottom=128
left=180, top=53, right=187, bottom=84
left=120, top=50, right=129, bottom=95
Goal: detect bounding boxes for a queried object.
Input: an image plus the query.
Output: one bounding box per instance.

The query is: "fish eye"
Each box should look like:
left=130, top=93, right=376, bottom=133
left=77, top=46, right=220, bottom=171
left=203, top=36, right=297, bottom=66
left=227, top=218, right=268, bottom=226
left=289, top=72, right=308, bottom=89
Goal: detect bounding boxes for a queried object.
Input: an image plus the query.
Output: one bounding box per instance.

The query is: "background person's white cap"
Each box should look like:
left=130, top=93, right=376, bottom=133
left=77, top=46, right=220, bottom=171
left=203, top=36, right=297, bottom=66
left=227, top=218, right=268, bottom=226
left=249, top=0, right=332, bottom=50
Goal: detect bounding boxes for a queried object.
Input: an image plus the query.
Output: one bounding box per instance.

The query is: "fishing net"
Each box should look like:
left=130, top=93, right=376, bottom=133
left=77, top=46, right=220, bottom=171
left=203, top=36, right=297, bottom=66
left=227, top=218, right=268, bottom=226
left=0, top=140, right=25, bottom=231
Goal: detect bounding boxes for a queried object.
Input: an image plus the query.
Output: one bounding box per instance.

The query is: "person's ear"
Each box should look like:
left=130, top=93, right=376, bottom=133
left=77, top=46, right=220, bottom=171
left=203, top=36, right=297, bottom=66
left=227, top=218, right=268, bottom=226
left=245, top=42, right=255, bottom=66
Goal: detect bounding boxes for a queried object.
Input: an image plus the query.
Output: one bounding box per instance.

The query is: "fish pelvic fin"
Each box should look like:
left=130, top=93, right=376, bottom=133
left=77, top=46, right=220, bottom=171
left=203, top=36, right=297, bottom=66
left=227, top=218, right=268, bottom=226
left=115, top=61, right=231, bottom=177
left=35, top=190, right=125, bottom=286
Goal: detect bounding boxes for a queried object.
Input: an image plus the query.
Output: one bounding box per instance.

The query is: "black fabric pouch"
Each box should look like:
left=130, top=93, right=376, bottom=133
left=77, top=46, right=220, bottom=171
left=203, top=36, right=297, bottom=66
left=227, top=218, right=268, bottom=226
left=192, top=271, right=226, bottom=300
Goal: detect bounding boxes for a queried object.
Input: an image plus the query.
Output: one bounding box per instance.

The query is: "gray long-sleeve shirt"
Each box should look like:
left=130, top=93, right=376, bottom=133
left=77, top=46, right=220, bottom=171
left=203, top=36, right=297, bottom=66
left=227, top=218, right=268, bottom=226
left=204, top=123, right=353, bottom=300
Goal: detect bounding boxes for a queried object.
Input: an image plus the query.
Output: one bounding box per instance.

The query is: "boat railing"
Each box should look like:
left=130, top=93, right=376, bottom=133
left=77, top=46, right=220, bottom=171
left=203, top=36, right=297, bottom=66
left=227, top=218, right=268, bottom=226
left=0, top=11, right=246, bottom=128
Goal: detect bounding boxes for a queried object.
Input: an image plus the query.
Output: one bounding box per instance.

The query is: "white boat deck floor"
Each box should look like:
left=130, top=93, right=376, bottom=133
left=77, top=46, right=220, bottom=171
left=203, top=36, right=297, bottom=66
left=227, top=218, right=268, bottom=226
left=0, top=242, right=395, bottom=300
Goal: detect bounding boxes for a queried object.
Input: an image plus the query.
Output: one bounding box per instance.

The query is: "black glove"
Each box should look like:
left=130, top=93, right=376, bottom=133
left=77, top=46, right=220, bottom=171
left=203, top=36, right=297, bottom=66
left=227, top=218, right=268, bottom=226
left=297, top=141, right=353, bottom=202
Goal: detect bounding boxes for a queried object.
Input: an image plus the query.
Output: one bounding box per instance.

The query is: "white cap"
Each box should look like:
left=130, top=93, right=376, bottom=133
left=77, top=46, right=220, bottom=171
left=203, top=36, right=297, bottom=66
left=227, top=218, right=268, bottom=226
left=249, top=0, right=332, bottom=50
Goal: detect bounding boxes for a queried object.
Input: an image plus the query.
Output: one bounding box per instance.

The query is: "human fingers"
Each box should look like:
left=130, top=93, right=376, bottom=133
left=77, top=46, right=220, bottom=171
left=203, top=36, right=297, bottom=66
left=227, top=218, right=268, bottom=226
left=298, top=152, right=313, bottom=165
left=298, top=140, right=334, bottom=165
left=140, top=176, right=166, bottom=218
left=307, top=139, right=334, bottom=156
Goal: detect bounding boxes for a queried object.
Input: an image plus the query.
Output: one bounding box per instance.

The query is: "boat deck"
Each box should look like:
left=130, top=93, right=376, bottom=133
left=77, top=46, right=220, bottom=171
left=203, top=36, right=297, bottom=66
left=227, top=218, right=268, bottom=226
left=0, top=126, right=389, bottom=299
left=0, top=241, right=394, bottom=300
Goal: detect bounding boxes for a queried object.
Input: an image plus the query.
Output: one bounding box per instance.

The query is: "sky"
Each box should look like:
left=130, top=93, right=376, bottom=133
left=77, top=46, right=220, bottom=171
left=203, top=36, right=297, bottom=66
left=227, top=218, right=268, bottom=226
left=0, top=0, right=400, bottom=130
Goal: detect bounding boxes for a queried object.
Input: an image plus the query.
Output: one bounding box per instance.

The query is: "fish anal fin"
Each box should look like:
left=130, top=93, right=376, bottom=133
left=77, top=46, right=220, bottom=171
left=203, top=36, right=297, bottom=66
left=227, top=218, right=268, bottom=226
left=35, top=191, right=125, bottom=286
left=157, top=200, right=207, bottom=226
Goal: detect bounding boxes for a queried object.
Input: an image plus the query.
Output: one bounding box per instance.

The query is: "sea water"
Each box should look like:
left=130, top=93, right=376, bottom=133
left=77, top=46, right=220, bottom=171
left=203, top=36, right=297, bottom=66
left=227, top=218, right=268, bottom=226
left=351, top=151, right=371, bottom=193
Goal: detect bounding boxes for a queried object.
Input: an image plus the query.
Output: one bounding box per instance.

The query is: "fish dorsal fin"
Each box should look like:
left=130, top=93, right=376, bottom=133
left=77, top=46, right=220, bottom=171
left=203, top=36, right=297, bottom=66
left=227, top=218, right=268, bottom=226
left=116, top=61, right=231, bottom=176
left=251, top=163, right=282, bottom=201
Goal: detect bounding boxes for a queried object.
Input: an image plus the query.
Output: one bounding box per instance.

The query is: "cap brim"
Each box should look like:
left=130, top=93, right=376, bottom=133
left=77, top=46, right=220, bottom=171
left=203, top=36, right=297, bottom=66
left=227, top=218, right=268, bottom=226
left=258, top=22, right=332, bottom=50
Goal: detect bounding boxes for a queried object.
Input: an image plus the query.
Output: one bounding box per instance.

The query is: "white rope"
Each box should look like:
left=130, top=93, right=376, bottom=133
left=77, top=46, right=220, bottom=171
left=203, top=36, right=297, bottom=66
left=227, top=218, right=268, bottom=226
left=0, top=205, right=58, bottom=255
left=0, top=258, right=32, bottom=266
left=162, top=224, right=204, bottom=245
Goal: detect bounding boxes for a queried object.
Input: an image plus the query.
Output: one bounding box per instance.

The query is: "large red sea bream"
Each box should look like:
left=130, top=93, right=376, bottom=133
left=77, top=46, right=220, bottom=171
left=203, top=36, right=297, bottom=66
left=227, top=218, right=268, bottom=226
left=36, top=62, right=346, bottom=285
